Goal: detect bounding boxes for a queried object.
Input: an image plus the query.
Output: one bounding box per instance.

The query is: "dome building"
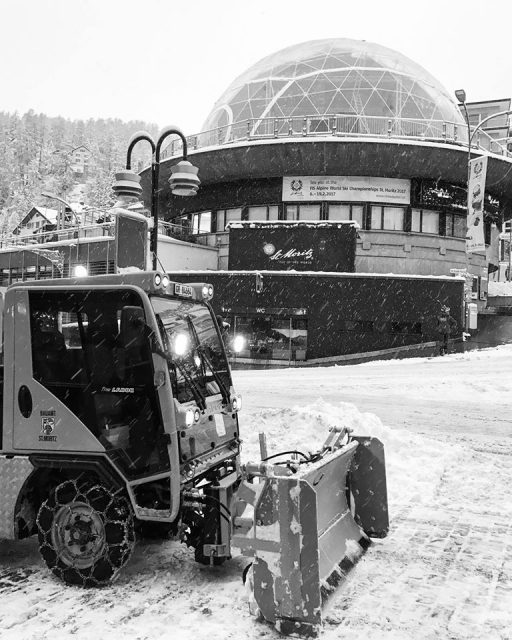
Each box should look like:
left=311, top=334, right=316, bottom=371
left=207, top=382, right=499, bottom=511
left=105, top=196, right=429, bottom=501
left=145, top=38, right=512, bottom=365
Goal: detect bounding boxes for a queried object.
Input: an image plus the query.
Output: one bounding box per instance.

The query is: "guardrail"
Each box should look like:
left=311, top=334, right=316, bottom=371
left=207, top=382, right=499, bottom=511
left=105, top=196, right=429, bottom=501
left=0, top=222, right=115, bottom=250
left=159, top=113, right=511, bottom=160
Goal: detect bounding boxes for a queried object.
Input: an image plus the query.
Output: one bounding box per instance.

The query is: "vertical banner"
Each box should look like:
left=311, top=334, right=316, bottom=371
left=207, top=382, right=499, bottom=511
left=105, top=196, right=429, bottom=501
left=466, top=156, right=488, bottom=253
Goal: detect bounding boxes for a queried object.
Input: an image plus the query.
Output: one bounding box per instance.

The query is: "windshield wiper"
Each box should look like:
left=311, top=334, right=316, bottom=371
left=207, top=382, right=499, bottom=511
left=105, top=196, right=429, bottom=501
left=195, top=343, right=230, bottom=406
left=185, top=314, right=231, bottom=406
left=154, top=315, right=207, bottom=411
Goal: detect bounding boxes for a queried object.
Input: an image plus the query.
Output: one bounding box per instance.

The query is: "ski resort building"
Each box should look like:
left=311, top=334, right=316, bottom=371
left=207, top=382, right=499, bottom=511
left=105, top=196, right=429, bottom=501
left=141, top=38, right=512, bottom=364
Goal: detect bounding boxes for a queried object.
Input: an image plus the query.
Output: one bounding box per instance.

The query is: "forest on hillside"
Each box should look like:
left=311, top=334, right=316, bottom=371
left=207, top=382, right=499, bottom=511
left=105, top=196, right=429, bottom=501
left=0, top=110, right=160, bottom=235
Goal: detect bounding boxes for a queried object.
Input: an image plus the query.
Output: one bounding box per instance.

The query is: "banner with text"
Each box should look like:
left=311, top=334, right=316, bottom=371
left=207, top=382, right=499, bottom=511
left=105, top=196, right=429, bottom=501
left=466, top=156, right=488, bottom=254
left=282, top=176, right=411, bottom=204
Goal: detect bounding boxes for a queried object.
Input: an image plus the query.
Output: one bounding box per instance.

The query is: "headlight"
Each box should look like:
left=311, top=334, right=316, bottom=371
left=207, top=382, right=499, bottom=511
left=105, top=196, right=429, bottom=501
left=172, top=332, right=190, bottom=356
left=162, top=275, right=170, bottom=288
left=232, top=335, right=245, bottom=353
left=231, top=394, right=242, bottom=412
left=185, top=407, right=202, bottom=427
left=154, top=273, right=162, bottom=287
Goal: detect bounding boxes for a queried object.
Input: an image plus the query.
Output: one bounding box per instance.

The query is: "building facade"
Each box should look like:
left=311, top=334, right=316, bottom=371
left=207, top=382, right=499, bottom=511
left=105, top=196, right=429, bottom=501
left=139, top=39, right=512, bottom=364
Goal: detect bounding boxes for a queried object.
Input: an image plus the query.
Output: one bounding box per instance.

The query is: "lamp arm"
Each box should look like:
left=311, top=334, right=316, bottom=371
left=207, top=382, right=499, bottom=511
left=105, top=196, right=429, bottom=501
left=469, top=109, right=512, bottom=147
left=126, top=131, right=156, bottom=170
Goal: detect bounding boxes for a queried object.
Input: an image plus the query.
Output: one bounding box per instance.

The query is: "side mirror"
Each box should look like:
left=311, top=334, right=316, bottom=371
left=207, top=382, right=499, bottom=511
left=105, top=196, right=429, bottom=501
left=119, top=306, right=146, bottom=349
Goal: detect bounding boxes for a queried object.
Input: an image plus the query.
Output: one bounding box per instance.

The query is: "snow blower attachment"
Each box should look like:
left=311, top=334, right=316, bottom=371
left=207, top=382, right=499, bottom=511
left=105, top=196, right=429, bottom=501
left=233, top=428, right=388, bottom=636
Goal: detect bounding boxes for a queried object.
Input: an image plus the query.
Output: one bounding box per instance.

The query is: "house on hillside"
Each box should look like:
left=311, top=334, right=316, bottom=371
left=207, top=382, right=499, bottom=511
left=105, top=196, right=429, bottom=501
left=12, top=207, right=59, bottom=237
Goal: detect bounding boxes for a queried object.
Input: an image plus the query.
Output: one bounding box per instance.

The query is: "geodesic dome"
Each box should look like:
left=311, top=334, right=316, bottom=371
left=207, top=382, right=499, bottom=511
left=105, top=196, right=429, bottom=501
left=202, top=39, right=466, bottom=140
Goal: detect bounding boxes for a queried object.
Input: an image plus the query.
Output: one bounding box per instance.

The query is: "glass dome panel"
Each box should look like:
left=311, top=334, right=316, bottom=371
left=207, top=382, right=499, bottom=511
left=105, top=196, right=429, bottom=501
left=201, top=38, right=467, bottom=142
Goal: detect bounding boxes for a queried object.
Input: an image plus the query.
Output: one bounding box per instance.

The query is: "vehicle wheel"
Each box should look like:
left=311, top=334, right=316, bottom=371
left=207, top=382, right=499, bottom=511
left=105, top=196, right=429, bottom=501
left=194, top=544, right=226, bottom=566
left=37, top=478, right=135, bottom=587
left=135, top=520, right=175, bottom=540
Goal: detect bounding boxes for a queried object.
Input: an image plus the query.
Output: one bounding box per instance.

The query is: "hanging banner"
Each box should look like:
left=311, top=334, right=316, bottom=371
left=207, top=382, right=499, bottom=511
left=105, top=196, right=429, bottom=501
left=466, top=156, right=488, bottom=253
left=283, top=176, right=411, bottom=204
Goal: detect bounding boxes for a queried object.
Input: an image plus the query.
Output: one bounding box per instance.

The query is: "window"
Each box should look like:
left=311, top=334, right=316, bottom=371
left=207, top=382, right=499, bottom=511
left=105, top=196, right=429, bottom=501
left=247, top=206, right=267, bottom=221
left=225, top=208, right=242, bottom=225
left=328, top=204, right=351, bottom=221
left=383, top=207, right=405, bottom=231
left=284, top=205, right=298, bottom=221
left=192, top=211, right=212, bottom=234
left=411, top=209, right=439, bottom=234
left=299, top=204, right=321, bottom=221
left=371, top=206, right=383, bottom=229
left=28, top=289, right=168, bottom=478
left=445, top=213, right=466, bottom=238
left=216, top=210, right=225, bottom=232
left=371, top=206, right=405, bottom=231
left=246, top=205, right=279, bottom=222
left=151, top=297, right=231, bottom=403
left=233, top=315, right=307, bottom=361
left=284, top=204, right=320, bottom=221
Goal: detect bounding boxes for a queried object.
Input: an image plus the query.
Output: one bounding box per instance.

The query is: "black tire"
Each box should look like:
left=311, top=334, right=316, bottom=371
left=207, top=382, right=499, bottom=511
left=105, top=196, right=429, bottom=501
left=135, top=520, right=175, bottom=540
left=194, top=544, right=226, bottom=566
left=37, top=478, right=135, bottom=587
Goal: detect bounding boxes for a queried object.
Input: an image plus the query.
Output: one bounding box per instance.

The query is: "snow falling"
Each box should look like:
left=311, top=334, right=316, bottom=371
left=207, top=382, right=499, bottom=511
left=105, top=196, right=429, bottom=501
left=1, top=345, right=511, bottom=639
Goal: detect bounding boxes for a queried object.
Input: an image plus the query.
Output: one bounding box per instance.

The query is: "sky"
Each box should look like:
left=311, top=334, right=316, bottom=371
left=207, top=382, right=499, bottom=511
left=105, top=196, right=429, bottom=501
left=2, top=0, right=512, bottom=135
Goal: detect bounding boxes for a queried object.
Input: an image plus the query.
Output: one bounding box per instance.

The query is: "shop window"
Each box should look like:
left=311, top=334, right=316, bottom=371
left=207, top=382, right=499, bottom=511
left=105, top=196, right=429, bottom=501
left=233, top=315, right=307, bottom=361
left=299, top=204, right=321, bottom=221
left=285, top=205, right=299, bottom=221
left=246, top=205, right=280, bottom=222
left=328, top=204, right=364, bottom=227
left=247, top=206, right=268, bottom=221
left=268, top=205, right=279, bottom=221
left=225, top=208, right=242, bottom=225
left=328, top=204, right=351, bottom=221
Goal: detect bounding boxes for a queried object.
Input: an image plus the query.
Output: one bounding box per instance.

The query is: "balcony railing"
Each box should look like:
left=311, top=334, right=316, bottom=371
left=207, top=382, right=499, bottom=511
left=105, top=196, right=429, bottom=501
left=0, top=222, right=115, bottom=250
left=159, top=113, right=511, bottom=160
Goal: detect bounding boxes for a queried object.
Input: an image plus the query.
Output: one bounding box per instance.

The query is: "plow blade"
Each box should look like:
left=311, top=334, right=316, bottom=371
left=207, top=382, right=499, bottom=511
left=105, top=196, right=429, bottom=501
left=235, top=438, right=388, bottom=636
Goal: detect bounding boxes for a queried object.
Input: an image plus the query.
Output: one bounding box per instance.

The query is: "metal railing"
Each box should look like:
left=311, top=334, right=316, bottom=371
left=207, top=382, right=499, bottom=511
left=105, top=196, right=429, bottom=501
left=0, top=222, right=115, bottom=250
left=157, top=220, right=195, bottom=242
left=159, top=113, right=511, bottom=160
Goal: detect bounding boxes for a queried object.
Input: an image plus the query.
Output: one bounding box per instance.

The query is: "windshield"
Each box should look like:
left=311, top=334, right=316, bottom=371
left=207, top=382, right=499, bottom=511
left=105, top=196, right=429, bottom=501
left=151, top=296, right=231, bottom=405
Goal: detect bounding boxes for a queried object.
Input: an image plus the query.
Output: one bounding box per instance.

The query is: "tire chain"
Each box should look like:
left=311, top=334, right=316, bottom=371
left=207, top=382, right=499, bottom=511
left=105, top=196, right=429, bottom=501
left=36, top=477, right=136, bottom=587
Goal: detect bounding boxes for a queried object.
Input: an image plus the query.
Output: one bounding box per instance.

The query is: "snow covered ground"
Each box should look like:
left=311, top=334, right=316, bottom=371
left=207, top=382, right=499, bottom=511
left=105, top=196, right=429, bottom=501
left=1, top=345, right=512, bottom=639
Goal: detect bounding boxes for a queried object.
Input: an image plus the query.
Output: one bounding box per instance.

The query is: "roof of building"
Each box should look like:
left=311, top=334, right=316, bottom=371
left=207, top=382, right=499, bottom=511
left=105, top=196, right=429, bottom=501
left=202, top=38, right=466, bottom=137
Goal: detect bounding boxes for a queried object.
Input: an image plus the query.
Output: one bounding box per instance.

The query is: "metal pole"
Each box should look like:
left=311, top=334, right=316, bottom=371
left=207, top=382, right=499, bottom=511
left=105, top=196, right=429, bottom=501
left=151, top=127, right=189, bottom=270
left=509, top=219, right=512, bottom=281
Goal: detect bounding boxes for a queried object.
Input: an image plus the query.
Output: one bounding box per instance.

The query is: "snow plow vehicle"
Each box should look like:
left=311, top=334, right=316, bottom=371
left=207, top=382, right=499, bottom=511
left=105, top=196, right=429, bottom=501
left=0, top=271, right=388, bottom=636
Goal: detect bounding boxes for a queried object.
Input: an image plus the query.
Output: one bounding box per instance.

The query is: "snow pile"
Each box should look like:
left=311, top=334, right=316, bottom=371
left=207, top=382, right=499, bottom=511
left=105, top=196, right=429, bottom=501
left=240, top=399, right=463, bottom=513
left=488, top=280, right=512, bottom=297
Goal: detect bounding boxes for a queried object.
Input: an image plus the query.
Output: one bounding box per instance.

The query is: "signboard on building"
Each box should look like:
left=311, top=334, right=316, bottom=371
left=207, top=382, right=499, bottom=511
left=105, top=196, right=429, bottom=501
left=228, top=223, right=356, bottom=272
left=466, top=156, right=488, bottom=254
left=282, top=176, right=411, bottom=204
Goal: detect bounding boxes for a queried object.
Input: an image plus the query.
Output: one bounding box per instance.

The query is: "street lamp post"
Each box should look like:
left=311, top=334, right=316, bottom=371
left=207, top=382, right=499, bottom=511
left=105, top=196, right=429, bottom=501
left=455, top=91, right=512, bottom=281
left=125, top=126, right=200, bottom=270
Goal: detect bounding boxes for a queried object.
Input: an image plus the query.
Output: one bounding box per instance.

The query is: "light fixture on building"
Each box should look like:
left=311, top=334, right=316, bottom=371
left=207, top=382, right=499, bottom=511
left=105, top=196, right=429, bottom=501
left=73, top=265, right=88, bottom=277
